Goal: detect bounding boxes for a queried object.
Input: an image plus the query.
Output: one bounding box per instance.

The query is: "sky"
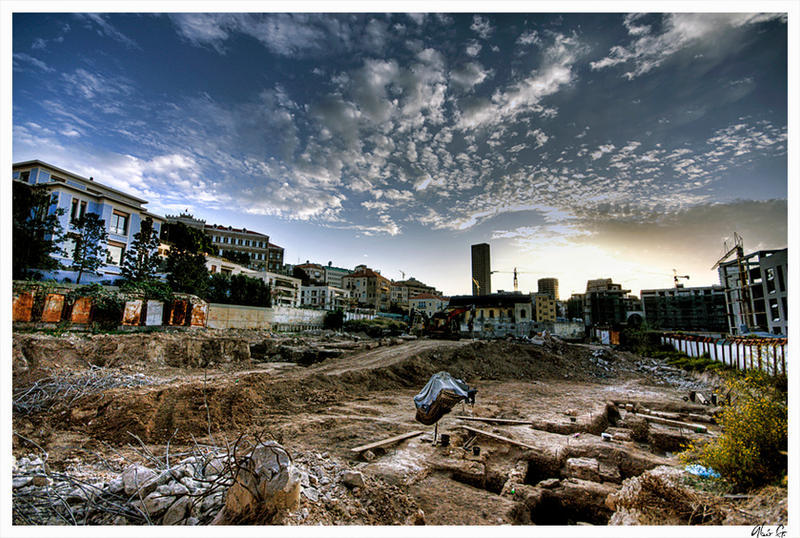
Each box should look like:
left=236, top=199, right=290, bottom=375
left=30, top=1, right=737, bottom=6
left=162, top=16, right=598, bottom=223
left=10, top=10, right=790, bottom=298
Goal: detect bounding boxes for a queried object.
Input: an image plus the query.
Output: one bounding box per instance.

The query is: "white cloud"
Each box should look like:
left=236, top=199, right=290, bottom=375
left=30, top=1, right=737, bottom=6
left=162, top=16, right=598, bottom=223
left=456, top=33, right=585, bottom=129
left=465, top=40, right=482, bottom=57
left=450, top=62, right=491, bottom=90
left=77, top=13, right=140, bottom=49
left=470, top=15, right=493, bottom=39
left=517, top=30, right=541, bottom=46
left=591, top=13, right=786, bottom=79
left=12, top=53, right=55, bottom=73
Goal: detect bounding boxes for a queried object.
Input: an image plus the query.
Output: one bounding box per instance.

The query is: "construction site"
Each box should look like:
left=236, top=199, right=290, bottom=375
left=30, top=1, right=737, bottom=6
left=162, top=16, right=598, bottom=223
left=11, top=326, right=787, bottom=527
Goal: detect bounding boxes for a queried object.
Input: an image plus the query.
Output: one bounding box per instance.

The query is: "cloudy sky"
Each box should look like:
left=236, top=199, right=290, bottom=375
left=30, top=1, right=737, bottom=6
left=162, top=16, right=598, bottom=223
left=11, top=11, right=789, bottom=298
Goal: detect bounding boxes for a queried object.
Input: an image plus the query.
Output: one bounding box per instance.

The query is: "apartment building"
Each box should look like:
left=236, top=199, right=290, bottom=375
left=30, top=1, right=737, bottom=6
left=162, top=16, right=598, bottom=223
left=296, top=262, right=325, bottom=283
left=532, top=293, right=557, bottom=322
left=641, top=285, right=728, bottom=333
left=391, top=277, right=438, bottom=306
left=718, top=248, right=788, bottom=336
left=254, top=271, right=301, bottom=307
left=300, top=284, right=350, bottom=310
left=205, top=254, right=257, bottom=276
left=342, top=265, right=392, bottom=311
left=13, top=160, right=165, bottom=283
left=204, top=223, right=271, bottom=271
left=323, top=262, right=352, bottom=289
left=267, top=243, right=284, bottom=273
left=408, top=293, right=448, bottom=317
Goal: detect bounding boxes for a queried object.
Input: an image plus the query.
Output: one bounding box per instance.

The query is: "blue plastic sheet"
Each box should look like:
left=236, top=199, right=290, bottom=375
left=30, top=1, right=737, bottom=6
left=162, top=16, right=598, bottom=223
left=413, top=371, right=475, bottom=425
left=684, top=464, right=721, bottom=479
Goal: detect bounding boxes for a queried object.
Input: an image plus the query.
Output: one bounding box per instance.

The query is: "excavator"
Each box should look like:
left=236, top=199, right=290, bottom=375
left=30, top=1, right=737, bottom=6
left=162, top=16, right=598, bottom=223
left=414, top=306, right=471, bottom=339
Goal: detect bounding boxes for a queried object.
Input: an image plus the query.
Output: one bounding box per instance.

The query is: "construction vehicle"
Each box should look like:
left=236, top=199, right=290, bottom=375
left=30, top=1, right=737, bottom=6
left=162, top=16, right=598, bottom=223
left=418, top=306, right=471, bottom=339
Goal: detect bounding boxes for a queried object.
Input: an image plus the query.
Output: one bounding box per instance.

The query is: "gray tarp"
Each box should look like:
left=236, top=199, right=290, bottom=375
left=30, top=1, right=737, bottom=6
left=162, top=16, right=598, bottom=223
left=413, top=371, right=476, bottom=425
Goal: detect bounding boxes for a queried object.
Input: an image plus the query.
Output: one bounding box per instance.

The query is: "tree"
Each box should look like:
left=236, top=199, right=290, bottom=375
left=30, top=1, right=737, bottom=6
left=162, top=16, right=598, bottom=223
left=12, top=181, right=65, bottom=280
left=69, top=212, right=108, bottom=284
left=165, top=222, right=210, bottom=297
left=121, top=217, right=161, bottom=283
left=221, top=249, right=251, bottom=266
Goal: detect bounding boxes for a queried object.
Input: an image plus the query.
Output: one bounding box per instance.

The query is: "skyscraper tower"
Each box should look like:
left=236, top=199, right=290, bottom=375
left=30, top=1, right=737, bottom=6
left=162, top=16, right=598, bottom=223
left=471, top=243, right=491, bottom=296
left=538, top=278, right=559, bottom=300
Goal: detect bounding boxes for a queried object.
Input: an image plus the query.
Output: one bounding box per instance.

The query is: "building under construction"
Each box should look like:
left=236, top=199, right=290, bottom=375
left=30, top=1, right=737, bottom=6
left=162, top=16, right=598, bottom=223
left=717, top=248, right=788, bottom=336
left=640, top=285, right=728, bottom=333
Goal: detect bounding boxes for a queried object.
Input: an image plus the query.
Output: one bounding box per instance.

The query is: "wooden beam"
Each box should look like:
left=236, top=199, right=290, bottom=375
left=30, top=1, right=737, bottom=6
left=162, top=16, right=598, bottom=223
left=695, top=392, right=710, bottom=405
left=636, top=413, right=708, bottom=433
left=458, top=425, right=538, bottom=450
left=455, top=416, right=534, bottom=425
left=350, top=430, right=424, bottom=453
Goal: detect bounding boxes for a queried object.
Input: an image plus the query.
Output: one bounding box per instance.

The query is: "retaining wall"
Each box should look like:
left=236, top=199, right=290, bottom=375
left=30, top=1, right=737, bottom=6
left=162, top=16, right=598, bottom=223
left=206, top=303, right=326, bottom=330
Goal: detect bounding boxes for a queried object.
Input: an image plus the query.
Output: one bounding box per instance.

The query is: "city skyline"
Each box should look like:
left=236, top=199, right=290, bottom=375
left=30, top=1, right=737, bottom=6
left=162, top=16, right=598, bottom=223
left=10, top=11, right=789, bottom=297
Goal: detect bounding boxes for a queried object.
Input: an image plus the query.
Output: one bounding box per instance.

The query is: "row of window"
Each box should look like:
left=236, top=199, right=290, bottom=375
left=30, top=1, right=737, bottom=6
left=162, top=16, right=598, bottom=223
left=62, top=238, right=125, bottom=266
left=68, top=197, right=130, bottom=236
left=212, top=235, right=271, bottom=249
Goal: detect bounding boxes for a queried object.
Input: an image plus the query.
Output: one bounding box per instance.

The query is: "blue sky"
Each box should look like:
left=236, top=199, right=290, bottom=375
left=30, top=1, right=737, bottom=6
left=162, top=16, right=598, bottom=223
left=11, top=11, right=789, bottom=297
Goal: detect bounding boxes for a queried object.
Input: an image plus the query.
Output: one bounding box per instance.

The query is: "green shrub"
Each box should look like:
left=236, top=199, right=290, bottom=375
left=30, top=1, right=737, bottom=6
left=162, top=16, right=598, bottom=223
left=680, top=371, right=787, bottom=491
left=343, top=318, right=408, bottom=337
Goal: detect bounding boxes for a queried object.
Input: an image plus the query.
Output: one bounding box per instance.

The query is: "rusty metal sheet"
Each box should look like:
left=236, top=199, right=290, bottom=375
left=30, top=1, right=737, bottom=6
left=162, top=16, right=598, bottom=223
left=122, top=299, right=143, bottom=326
left=145, top=301, right=163, bottom=326
left=13, top=292, right=34, bottom=322
left=70, top=296, right=93, bottom=324
left=41, top=294, right=65, bottom=323
left=189, top=302, right=208, bottom=327
left=610, top=331, right=620, bottom=346
left=170, top=300, right=188, bottom=326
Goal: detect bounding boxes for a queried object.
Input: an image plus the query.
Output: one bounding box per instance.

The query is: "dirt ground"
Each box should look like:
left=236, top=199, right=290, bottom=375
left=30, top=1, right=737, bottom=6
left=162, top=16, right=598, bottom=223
left=11, top=330, right=787, bottom=526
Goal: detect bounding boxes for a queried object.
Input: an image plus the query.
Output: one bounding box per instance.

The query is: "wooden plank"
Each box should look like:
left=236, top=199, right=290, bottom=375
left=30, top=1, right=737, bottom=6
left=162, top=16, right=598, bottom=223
left=458, top=425, right=538, bottom=450
left=454, top=416, right=534, bottom=425
left=637, top=413, right=708, bottom=433
left=350, top=430, right=424, bottom=453
left=695, top=392, right=710, bottom=405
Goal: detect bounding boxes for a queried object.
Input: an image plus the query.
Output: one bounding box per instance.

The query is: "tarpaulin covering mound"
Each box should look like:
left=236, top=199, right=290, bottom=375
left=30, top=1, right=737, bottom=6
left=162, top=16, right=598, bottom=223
left=413, top=371, right=476, bottom=425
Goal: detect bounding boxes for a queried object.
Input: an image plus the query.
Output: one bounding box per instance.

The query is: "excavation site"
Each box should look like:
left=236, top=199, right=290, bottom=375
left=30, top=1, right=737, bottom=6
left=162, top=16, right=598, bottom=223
left=11, top=329, right=787, bottom=526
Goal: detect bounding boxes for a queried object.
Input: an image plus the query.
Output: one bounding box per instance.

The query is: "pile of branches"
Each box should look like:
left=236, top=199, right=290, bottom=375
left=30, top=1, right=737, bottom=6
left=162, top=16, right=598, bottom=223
left=12, top=430, right=275, bottom=525
left=13, top=366, right=157, bottom=414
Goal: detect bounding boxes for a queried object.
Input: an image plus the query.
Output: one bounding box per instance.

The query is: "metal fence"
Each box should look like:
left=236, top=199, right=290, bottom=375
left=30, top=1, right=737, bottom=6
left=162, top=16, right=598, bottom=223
left=661, top=333, right=787, bottom=376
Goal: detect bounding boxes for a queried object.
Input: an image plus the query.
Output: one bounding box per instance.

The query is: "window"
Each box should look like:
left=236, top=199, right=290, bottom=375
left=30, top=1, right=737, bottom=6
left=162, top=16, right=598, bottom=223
left=110, top=211, right=129, bottom=235
left=50, top=193, right=59, bottom=207
left=245, top=239, right=250, bottom=246
left=765, top=268, right=776, bottom=294
left=777, top=266, right=785, bottom=293
left=62, top=237, right=76, bottom=260
left=107, top=242, right=125, bottom=266
left=769, top=298, right=781, bottom=322
left=211, top=265, right=217, bottom=273
left=223, top=237, right=228, bottom=244
left=520, top=309, right=527, bottom=319
left=19, top=171, right=30, bottom=182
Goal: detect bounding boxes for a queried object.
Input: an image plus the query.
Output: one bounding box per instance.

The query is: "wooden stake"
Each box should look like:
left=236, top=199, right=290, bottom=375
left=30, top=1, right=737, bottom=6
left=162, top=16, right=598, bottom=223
left=458, top=425, right=538, bottom=450
left=350, top=430, right=424, bottom=453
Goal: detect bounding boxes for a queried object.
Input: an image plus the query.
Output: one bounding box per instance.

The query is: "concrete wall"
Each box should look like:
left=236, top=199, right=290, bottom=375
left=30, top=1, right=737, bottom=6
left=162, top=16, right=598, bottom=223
left=206, top=303, right=327, bottom=330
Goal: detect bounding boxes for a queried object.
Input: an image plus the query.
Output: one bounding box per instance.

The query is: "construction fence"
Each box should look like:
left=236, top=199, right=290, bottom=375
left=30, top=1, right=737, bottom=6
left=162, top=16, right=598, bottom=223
left=660, top=333, right=787, bottom=376
left=12, top=287, right=326, bottom=332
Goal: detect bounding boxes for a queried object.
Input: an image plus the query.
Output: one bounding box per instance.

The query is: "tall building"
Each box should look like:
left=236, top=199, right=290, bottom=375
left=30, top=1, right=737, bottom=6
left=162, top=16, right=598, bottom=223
left=537, top=278, right=559, bottom=300
left=641, top=285, right=728, bottom=333
left=12, top=160, right=165, bottom=283
left=471, top=243, right=491, bottom=296
left=391, top=277, right=438, bottom=306
left=718, top=248, right=788, bottom=336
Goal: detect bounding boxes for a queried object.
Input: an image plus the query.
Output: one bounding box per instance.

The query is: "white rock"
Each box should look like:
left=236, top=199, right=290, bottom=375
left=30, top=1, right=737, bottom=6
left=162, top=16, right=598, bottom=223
left=12, top=476, right=32, bottom=489
left=122, top=465, right=157, bottom=496
left=142, top=491, right=175, bottom=517
left=302, top=487, right=320, bottom=502
left=341, top=470, right=364, bottom=489
left=162, top=495, right=191, bottom=525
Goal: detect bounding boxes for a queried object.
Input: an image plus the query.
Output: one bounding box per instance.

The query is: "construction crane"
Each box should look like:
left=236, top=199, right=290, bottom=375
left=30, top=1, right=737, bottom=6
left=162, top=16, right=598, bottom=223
left=471, top=277, right=481, bottom=295
left=490, top=267, right=532, bottom=292
left=672, top=269, right=690, bottom=288
left=399, top=270, right=406, bottom=280
left=711, top=232, right=752, bottom=333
